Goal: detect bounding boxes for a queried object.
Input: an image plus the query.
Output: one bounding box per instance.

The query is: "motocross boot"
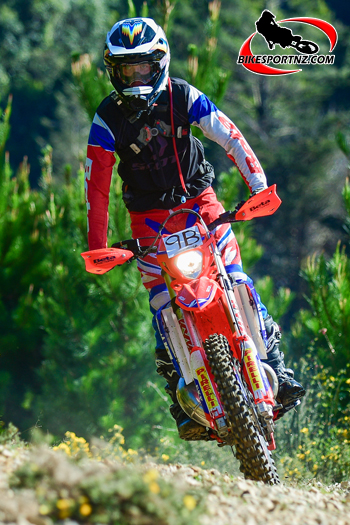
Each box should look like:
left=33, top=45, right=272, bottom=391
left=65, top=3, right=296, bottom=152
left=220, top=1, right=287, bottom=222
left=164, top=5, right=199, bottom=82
left=262, top=316, right=305, bottom=417
left=155, top=348, right=209, bottom=440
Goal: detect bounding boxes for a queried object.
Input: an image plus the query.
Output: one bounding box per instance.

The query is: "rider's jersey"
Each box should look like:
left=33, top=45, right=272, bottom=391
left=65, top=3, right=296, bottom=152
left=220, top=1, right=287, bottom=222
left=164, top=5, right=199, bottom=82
left=85, top=77, right=267, bottom=249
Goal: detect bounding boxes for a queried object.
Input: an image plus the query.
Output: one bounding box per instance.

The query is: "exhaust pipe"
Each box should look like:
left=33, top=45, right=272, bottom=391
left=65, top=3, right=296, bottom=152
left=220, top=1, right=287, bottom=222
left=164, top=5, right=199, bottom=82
left=176, top=378, right=208, bottom=427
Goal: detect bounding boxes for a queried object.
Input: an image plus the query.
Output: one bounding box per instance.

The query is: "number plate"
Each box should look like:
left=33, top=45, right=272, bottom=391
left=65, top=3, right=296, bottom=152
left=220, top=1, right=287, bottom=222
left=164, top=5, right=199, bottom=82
left=164, top=226, right=203, bottom=258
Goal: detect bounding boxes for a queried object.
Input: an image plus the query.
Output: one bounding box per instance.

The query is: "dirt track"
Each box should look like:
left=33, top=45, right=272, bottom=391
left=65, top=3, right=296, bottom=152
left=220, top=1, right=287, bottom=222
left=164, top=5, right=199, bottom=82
left=1, top=444, right=350, bottom=525
left=158, top=462, right=350, bottom=525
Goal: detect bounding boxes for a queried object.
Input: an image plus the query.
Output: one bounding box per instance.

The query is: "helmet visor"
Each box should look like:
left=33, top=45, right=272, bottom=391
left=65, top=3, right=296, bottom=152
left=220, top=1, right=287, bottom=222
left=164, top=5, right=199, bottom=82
left=115, top=61, right=160, bottom=87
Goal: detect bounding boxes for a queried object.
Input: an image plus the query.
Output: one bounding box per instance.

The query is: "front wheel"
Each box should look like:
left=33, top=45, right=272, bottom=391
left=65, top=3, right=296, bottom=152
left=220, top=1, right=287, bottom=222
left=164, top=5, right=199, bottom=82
left=204, top=333, right=280, bottom=485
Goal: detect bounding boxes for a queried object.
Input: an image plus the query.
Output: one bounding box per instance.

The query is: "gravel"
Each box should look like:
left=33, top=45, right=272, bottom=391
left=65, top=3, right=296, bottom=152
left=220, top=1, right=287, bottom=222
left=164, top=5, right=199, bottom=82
left=155, top=463, right=350, bottom=525
left=1, top=444, right=350, bottom=525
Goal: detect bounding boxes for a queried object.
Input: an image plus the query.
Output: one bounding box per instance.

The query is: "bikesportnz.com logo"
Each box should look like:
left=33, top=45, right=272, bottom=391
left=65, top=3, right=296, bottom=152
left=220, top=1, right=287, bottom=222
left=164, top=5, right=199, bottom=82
left=237, top=10, right=337, bottom=75
left=238, top=54, right=335, bottom=66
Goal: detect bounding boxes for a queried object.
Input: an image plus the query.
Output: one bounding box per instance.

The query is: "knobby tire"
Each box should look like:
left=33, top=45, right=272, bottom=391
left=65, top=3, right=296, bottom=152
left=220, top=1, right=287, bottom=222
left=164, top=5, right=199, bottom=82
left=204, top=333, right=280, bottom=485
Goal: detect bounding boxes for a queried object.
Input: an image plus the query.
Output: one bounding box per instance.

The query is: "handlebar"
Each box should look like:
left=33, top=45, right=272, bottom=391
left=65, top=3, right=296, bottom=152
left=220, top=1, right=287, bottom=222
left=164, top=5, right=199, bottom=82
left=81, top=185, right=281, bottom=274
left=111, top=237, right=157, bottom=257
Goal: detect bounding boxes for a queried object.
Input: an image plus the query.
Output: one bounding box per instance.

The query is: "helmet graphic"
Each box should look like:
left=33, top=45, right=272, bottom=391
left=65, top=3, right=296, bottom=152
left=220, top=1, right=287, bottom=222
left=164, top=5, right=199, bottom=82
left=104, top=18, right=170, bottom=112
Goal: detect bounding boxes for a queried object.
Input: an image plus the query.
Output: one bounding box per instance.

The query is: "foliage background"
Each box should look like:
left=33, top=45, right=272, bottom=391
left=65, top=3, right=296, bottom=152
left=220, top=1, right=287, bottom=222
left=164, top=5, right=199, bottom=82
left=1, top=0, right=350, bottom=481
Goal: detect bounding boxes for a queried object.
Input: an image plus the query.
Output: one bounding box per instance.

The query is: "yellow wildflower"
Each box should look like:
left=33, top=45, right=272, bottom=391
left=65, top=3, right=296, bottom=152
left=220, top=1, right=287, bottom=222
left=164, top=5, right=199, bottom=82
left=39, top=504, right=50, bottom=515
left=56, top=499, right=74, bottom=520
left=56, top=499, right=73, bottom=510
left=149, top=482, right=160, bottom=494
left=300, top=427, right=309, bottom=434
left=80, top=503, right=92, bottom=517
left=53, top=443, right=71, bottom=456
left=143, top=469, right=159, bottom=483
left=183, top=495, right=197, bottom=511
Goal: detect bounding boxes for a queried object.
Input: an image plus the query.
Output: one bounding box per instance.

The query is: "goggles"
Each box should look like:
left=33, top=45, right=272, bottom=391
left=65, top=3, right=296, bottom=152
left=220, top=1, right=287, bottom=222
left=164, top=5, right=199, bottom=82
left=115, top=61, right=160, bottom=87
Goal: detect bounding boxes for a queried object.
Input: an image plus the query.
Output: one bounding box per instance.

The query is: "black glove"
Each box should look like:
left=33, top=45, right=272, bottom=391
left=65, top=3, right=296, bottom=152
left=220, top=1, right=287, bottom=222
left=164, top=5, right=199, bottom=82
left=250, top=188, right=265, bottom=197
left=234, top=200, right=246, bottom=213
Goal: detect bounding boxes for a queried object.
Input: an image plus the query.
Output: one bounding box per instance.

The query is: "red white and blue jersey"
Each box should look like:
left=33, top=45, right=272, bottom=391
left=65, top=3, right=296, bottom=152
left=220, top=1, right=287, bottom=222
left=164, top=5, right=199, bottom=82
left=85, top=78, right=267, bottom=250
left=187, top=84, right=267, bottom=191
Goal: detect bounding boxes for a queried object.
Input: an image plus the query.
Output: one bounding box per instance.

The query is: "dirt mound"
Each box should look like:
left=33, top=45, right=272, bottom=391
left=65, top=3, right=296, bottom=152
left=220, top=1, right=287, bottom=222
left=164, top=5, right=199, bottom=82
left=0, top=443, right=350, bottom=525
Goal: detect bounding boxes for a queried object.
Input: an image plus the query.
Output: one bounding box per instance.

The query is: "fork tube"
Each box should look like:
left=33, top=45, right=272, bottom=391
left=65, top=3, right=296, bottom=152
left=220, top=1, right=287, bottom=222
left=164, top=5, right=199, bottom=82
left=211, top=245, right=245, bottom=338
left=163, top=271, right=177, bottom=301
left=163, top=271, right=200, bottom=350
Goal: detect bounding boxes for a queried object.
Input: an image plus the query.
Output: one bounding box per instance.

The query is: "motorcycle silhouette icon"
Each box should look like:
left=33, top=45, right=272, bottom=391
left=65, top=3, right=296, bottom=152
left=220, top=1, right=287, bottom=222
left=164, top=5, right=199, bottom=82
left=256, top=10, right=319, bottom=55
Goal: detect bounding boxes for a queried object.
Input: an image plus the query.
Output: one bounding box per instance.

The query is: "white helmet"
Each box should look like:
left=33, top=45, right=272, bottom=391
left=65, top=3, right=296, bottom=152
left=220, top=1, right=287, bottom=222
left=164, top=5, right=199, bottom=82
left=104, top=18, right=170, bottom=112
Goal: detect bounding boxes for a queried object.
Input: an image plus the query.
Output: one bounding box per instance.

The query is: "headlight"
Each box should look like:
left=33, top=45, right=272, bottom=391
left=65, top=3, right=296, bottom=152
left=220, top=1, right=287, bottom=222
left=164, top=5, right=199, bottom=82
left=176, top=250, right=203, bottom=279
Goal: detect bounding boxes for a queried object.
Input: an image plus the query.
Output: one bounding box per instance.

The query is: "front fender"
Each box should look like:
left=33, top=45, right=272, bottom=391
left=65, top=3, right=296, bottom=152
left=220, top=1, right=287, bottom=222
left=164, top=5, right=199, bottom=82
left=172, top=276, right=223, bottom=311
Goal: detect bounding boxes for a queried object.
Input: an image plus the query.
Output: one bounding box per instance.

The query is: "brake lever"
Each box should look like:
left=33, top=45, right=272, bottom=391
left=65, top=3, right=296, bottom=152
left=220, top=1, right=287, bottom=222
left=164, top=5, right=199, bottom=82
left=112, top=238, right=141, bottom=253
left=208, top=210, right=238, bottom=231
left=111, top=238, right=157, bottom=257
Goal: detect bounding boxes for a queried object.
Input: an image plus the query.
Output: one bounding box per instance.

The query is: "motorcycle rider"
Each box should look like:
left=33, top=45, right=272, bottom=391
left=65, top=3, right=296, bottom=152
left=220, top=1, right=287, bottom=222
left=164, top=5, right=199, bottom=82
left=84, top=17, right=305, bottom=440
left=255, top=9, right=302, bottom=51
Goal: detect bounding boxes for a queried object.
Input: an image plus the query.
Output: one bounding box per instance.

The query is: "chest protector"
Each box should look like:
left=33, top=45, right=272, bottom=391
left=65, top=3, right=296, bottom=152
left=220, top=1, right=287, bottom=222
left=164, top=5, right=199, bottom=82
left=97, top=77, right=214, bottom=211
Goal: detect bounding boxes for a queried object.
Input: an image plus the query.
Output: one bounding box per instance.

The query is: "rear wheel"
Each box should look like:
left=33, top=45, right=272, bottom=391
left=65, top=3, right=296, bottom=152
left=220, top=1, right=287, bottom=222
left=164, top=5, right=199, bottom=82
left=291, top=40, right=319, bottom=54
left=204, top=333, right=280, bottom=484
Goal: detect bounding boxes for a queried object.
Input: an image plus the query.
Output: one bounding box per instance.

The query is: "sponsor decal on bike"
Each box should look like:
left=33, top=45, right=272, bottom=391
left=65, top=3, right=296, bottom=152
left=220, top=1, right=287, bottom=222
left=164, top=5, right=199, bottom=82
left=93, top=255, right=116, bottom=264
left=195, top=366, right=220, bottom=410
left=237, top=9, right=337, bottom=76
left=249, top=199, right=271, bottom=212
left=177, top=287, right=214, bottom=309
left=178, top=318, right=194, bottom=350
left=244, top=346, right=266, bottom=400
left=230, top=299, right=246, bottom=335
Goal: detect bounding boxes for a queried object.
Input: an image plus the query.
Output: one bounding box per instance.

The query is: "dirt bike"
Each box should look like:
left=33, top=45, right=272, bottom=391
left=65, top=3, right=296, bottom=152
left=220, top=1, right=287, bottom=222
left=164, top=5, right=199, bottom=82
left=81, top=186, right=283, bottom=484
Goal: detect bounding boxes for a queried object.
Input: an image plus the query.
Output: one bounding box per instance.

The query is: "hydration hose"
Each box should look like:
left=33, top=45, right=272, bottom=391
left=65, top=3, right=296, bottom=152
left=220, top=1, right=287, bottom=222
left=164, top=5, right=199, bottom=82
left=168, top=77, right=190, bottom=202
